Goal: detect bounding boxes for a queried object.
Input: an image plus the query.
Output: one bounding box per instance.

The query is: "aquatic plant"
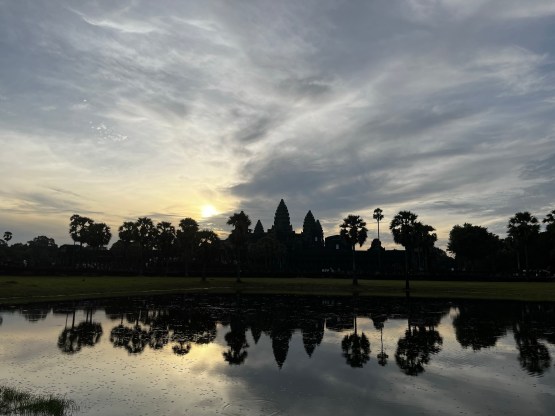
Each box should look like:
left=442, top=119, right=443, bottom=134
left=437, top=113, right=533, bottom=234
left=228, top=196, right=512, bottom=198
left=0, top=386, right=77, bottom=416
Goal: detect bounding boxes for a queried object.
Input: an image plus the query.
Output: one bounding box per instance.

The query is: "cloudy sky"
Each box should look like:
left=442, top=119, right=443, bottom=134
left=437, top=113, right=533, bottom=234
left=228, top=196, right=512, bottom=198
left=1, top=0, right=555, bottom=249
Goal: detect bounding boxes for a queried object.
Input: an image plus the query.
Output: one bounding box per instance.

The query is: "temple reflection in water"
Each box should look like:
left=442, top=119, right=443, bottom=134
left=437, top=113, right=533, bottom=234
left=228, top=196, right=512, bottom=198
left=8, top=294, right=555, bottom=376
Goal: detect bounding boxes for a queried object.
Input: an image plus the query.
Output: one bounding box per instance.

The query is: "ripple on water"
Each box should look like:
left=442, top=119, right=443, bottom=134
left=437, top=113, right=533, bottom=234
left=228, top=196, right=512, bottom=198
left=222, top=398, right=282, bottom=416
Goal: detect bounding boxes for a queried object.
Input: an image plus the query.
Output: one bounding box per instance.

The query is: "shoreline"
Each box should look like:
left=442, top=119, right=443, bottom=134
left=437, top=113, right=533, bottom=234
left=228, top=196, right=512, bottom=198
left=1, top=276, right=555, bottom=304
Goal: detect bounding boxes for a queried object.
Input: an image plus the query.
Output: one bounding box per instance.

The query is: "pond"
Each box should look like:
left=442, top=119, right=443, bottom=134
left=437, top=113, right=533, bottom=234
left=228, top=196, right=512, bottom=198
left=1, top=294, right=554, bottom=415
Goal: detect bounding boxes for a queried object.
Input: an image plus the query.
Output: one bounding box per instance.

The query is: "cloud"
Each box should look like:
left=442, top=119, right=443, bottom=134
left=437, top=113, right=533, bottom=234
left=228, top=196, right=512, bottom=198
left=0, top=0, right=554, bottom=247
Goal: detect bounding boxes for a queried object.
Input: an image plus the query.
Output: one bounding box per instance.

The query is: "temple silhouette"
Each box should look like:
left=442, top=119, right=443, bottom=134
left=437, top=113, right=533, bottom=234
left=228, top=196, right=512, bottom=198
left=0, top=198, right=458, bottom=277
left=234, top=198, right=412, bottom=276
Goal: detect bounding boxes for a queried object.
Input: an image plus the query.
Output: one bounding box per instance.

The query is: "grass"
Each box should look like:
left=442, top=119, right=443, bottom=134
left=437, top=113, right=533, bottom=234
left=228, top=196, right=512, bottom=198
left=0, top=275, right=554, bottom=304
left=0, top=386, right=77, bottom=416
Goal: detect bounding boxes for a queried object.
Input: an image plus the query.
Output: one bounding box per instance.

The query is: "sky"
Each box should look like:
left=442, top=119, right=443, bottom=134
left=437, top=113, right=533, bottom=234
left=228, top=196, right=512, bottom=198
left=1, top=0, right=555, bottom=249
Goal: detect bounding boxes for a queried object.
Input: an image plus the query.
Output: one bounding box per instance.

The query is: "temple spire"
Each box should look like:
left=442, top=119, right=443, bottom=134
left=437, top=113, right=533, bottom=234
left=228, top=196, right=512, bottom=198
left=273, top=199, right=293, bottom=241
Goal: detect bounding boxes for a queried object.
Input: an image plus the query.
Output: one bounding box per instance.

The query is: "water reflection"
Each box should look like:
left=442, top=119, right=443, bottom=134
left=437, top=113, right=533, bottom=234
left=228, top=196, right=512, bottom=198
left=3, top=294, right=555, bottom=377
left=513, top=304, right=554, bottom=375
left=395, top=296, right=444, bottom=376
left=373, top=314, right=389, bottom=366
left=58, top=307, right=103, bottom=354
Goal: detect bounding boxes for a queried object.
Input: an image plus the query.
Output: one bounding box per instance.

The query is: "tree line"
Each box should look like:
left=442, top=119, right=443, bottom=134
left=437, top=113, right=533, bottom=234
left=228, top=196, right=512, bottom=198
left=1, top=207, right=554, bottom=278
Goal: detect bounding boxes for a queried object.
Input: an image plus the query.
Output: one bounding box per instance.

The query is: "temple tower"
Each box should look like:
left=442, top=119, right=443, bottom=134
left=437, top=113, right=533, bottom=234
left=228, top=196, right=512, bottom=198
left=272, top=199, right=294, bottom=242
left=302, top=210, right=324, bottom=247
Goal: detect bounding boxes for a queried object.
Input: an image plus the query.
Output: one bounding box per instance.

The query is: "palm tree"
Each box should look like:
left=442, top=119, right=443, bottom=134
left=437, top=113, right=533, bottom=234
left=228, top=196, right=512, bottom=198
left=118, top=221, right=138, bottom=270
left=156, top=221, right=176, bottom=273
left=413, top=222, right=437, bottom=272
left=135, top=217, right=158, bottom=272
left=177, top=218, right=199, bottom=276
left=373, top=208, right=384, bottom=241
left=543, top=210, right=555, bottom=233
left=390, top=211, right=418, bottom=292
left=507, top=212, right=540, bottom=271
left=373, top=208, right=384, bottom=272
left=197, top=229, right=220, bottom=281
left=339, top=215, right=368, bottom=285
left=88, top=223, right=112, bottom=249
left=227, top=211, right=251, bottom=282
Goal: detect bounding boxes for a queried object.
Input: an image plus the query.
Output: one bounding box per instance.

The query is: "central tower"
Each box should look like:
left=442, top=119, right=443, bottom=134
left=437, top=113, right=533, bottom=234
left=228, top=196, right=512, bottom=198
left=272, top=199, right=293, bottom=242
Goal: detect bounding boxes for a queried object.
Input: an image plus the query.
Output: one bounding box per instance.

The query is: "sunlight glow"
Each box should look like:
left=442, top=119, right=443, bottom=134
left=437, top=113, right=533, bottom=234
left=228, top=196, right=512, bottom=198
left=201, top=205, right=218, bottom=218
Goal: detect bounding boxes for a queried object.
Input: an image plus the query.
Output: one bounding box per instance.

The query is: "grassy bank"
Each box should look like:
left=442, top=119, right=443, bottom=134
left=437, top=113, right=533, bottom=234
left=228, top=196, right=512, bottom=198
left=0, top=385, right=77, bottom=416
left=1, top=275, right=554, bottom=304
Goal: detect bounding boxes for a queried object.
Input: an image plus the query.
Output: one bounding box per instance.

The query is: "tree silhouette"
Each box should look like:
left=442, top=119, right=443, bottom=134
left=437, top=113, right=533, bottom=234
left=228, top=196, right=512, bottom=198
left=118, top=221, right=138, bottom=244
left=197, top=229, right=220, bottom=280
left=412, top=222, right=437, bottom=272
left=27, top=235, right=57, bottom=267
left=177, top=218, right=199, bottom=276
left=69, top=214, right=93, bottom=247
left=507, top=212, right=540, bottom=271
left=156, top=221, right=176, bottom=274
left=87, top=223, right=112, bottom=249
left=339, top=215, right=368, bottom=285
left=448, top=223, right=500, bottom=271
left=135, top=217, right=158, bottom=273
left=135, top=217, right=158, bottom=251
left=117, top=221, right=139, bottom=271
left=227, top=211, right=251, bottom=282
left=3, top=231, right=12, bottom=244
left=544, top=210, right=555, bottom=233
left=390, top=211, right=419, bottom=291
left=373, top=208, right=384, bottom=241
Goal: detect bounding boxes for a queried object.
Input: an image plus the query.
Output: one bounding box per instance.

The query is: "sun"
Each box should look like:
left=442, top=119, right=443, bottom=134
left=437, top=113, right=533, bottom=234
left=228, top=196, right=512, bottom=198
left=201, top=204, right=218, bottom=218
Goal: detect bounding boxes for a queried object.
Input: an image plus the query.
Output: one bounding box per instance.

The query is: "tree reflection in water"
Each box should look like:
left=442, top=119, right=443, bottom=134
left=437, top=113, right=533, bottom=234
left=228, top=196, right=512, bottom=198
left=58, top=307, right=103, bottom=354
left=223, top=315, right=249, bottom=365
left=342, top=332, right=371, bottom=368
left=171, top=331, right=192, bottom=356
left=395, top=297, right=443, bottom=376
left=513, top=303, right=553, bottom=375
left=41, top=295, right=555, bottom=378
left=341, top=301, right=371, bottom=368
left=453, top=303, right=508, bottom=351
left=372, top=314, right=388, bottom=366
left=110, top=308, right=150, bottom=355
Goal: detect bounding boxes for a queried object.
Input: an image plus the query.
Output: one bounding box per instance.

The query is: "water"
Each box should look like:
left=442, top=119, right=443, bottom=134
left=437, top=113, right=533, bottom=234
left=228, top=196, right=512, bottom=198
left=1, top=294, right=554, bottom=415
